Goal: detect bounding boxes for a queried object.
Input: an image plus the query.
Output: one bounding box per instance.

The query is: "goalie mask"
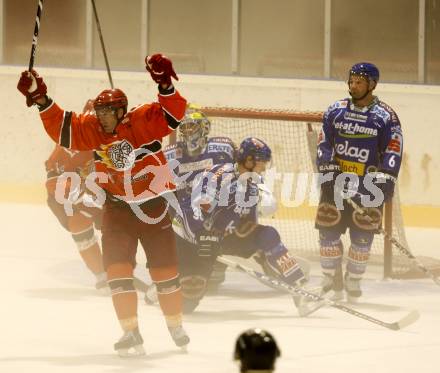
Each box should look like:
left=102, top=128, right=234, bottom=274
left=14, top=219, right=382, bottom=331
left=234, top=328, right=280, bottom=372
left=179, top=109, right=211, bottom=156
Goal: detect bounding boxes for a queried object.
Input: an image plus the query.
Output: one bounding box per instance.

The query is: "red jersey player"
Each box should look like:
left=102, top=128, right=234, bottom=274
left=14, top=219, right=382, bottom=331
left=18, top=54, right=189, bottom=356
left=45, top=99, right=107, bottom=292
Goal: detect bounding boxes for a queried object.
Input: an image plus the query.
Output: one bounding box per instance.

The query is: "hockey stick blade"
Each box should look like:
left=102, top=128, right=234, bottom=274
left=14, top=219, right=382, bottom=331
left=217, top=256, right=325, bottom=317
left=389, top=309, right=420, bottom=331
left=218, top=256, right=419, bottom=330
left=329, top=302, right=420, bottom=331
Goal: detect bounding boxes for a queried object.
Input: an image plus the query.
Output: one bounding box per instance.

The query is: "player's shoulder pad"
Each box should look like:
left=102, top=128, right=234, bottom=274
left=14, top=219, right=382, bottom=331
left=206, top=137, right=236, bottom=155
left=326, top=98, right=349, bottom=113
left=324, top=99, right=349, bottom=121
left=123, top=103, right=153, bottom=124
left=376, top=100, right=400, bottom=125
left=80, top=111, right=101, bottom=129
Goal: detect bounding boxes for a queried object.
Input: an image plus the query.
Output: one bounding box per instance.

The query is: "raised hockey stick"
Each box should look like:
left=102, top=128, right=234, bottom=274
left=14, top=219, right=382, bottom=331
left=90, top=0, right=114, bottom=88
left=217, top=255, right=420, bottom=331
left=346, top=197, right=440, bottom=286
left=28, top=0, right=44, bottom=70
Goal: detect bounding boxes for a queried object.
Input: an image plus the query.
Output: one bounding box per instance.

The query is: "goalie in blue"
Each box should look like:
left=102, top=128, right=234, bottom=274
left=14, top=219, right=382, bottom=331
left=174, top=137, right=321, bottom=315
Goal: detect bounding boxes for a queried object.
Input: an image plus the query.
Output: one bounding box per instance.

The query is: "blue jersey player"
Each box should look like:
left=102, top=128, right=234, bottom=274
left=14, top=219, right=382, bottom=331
left=187, top=137, right=321, bottom=316
left=315, top=62, right=403, bottom=301
left=145, top=107, right=237, bottom=312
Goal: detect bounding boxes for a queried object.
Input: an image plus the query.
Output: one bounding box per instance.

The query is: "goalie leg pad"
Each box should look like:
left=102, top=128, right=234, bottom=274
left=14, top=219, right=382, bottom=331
left=251, top=226, right=305, bottom=284
left=263, top=242, right=305, bottom=285
left=346, top=229, right=374, bottom=276
left=255, top=225, right=280, bottom=250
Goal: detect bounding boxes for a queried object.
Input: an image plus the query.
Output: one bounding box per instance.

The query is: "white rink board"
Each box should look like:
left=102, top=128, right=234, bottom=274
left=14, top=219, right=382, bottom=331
left=1, top=202, right=440, bottom=373
left=1, top=65, right=440, bottom=206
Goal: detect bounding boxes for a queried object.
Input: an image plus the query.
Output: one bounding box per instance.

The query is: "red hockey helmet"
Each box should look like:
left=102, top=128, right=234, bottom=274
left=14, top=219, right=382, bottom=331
left=94, top=88, right=128, bottom=114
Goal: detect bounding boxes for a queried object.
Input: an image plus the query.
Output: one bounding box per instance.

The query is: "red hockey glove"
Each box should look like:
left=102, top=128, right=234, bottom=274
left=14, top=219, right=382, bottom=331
left=17, top=70, right=47, bottom=107
left=145, top=54, right=178, bottom=87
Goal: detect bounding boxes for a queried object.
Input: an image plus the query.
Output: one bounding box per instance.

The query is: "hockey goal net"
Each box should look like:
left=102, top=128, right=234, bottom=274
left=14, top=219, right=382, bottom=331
left=196, top=106, right=434, bottom=279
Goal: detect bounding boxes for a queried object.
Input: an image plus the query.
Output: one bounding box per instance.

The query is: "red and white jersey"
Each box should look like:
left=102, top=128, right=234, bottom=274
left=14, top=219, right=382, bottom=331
left=39, top=86, right=187, bottom=202
left=45, top=145, right=94, bottom=196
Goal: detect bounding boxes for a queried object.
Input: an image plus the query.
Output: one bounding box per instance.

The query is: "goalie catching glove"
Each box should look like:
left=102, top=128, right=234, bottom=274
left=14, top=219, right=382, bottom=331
left=145, top=53, right=178, bottom=87
left=17, top=69, right=47, bottom=107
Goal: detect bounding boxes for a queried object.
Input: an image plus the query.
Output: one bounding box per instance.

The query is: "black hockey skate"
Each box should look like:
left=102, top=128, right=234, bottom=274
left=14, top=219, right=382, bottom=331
left=320, top=266, right=344, bottom=301
left=344, top=272, right=362, bottom=303
left=114, top=328, right=145, bottom=357
left=168, top=325, right=190, bottom=351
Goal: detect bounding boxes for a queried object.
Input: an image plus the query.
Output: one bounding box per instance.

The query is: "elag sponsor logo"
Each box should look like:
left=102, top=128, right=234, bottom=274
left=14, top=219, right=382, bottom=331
left=335, top=141, right=370, bottom=163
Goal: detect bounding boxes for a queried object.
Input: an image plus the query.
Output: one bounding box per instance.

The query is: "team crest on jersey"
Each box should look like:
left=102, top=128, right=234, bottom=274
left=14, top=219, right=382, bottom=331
left=371, top=105, right=391, bottom=122
left=328, top=100, right=348, bottom=113
left=96, top=140, right=135, bottom=170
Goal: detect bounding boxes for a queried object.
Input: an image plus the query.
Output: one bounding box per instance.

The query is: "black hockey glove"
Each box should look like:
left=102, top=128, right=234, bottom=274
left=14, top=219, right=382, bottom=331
left=195, top=229, right=222, bottom=258
left=317, top=161, right=341, bottom=202
left=373, top=171, right=396, bottom=203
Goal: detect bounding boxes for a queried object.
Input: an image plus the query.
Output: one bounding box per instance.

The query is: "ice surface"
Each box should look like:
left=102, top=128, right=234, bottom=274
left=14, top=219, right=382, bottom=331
left=1, top=203, right=439, bottom=373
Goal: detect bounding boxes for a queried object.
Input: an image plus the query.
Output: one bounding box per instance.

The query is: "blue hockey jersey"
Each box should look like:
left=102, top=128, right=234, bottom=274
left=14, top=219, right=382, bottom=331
left=164, top=136, right=236, bottom=241
left=317, top=97, right=403, bottom=195
left=191, top=163, right=260, bottom=237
